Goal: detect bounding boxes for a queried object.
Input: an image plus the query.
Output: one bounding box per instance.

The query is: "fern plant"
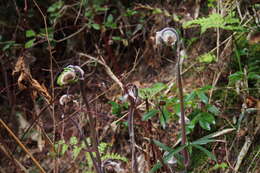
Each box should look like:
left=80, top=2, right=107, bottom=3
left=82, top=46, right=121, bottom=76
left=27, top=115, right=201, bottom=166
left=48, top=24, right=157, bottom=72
left=98, top=142, right=128, bottom=162
left=183, top=13, right=245, bottom=34
left=51, top=137, right=127, bottom=172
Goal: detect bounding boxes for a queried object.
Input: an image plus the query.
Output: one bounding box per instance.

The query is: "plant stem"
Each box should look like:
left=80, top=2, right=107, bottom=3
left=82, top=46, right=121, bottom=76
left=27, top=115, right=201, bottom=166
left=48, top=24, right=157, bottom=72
left=176, top=43, right=190, bottom=169
left=80, top=81, right=103, bottom=173
left=129, top=102, right=138, bottom=173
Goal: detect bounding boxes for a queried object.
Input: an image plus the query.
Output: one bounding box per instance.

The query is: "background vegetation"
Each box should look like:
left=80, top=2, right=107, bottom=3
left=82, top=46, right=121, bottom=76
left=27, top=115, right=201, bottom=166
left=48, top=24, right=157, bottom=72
left=0, top=0, right=259, bottom=172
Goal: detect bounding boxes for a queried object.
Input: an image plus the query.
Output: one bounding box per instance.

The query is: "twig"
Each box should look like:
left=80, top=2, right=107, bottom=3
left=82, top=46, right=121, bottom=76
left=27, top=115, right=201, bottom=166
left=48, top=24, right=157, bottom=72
left=79, top=53, right=124, bottom=91
left=31, top=1, right=57, bottom=171
left=56, top=24, right=88, bottom=43
left=74, top=0, right=84, bottom=25
left=234, top=136, right=252, bottom=172
left=13, top=97, right=56, bottom=155
left=0, top=139, right=28, bottom=172
left=0, top=119, right=46, bottom=173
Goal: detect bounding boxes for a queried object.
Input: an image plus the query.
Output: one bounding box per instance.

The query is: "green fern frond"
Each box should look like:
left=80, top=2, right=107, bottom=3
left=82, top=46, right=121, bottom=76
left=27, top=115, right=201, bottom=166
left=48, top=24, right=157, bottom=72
left=98, top=142, right=127, bottom=162
left=139, top=83, right=167, bottom=99
left=183, top=13, right=245, bottom=34
left=101, top=152, right=128, bottom=162
left=98, top=142, right=110, bottom=155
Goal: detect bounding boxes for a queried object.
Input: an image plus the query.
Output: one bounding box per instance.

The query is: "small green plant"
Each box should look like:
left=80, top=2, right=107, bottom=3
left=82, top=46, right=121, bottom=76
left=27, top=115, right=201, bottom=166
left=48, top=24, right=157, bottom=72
left=47, top=1, right=64, bottom=24
left=140, top=84, right=219, bottom=131
left=138, top=82, right=220, bottom=172
left=183, top=13, right=245, bottom=34
left=207, top=0, right=217, bottom=8
left=109, top=101, right=129, bottom=118
left=24, top=27, right=55, bottom=48
left=198, top=53, right=216, bottom=63
left=51, top=137, right=127, bottom=172
left=150, top=128, right=235, bottom=172
left=139, top=83, right=171, bottom=128
left=84, top=3, right=118, bottom=31
left=228, top=34, right=260, bottom=96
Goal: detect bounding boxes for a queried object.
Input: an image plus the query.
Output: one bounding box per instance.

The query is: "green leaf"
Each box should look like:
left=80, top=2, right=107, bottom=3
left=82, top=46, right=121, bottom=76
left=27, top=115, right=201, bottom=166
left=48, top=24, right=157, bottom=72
left=199, top=85, right=213, bottom=92
left=183, top=13, right=244, bottom=34
left=152, top=8, right=162, bottom=14
left=192, top=144, right=217, bottom=161
left=160, top=114, right=166, bottom=129
left=199, top=120, right=211, bottom=130
left=198, top=53, right=216, bottom=63
left=185, top=91, right=196, bottom=102
left=138, top=83, right=167, bottom=99
left=173, top=103, right=181, bottom=116
left=198, top=112, right=215, bottom=130
left=153, top=140, right=172, bottom=152
left=91, top=23, right=100, bottom=30
left=248, top=72, right=260, bottom=80
left=150, top=144, right=187, bottom=172
left=106, top=14, right=114, bottom=23
left=160, top=107, right=170, bottom=128
left=58, top=139, right=65, bottom=145
left=112, top=36, right=122, bottom=41
left=211, top=162, right=228, bottom=170
left=61, top=143, right=68, bottom=155
left=228, top=71, right=244, bottom=84
left=2, top=41, right=15, bottom=51
left=196, top=90, right=208, bottom=104
left=200, top=112, right=215, bottom=124
left=26, top=30, right=36, bottom=38
left=195, top=128, right=235, bottom=142
left=72, top=146, right=81, bottom=160
left=149, top=162, right=162, bottom=173
left=125, top=9, right=138, bottom=16
left=109, top=101, right=121, bottom=116
left=163, top=144, right=187, bottom=162
left=142, top=109, right=159, bottom=121
left=25, top=38, right=35, bottom=48
left=47, top=1, right=64, bottom=13
left=70, top=136, right=78, bottom=145
left=191, top=138, right=216, bottom=145
left=96, top=6, right=108, bottom=12
left=101, top=153, right=128, bottom=162
left=207, top=104, right=220, bottom=115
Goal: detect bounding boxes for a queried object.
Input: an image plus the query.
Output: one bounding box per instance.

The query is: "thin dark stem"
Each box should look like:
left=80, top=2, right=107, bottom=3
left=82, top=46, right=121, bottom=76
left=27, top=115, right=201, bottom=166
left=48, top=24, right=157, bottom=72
left=80, top=81, right=103, bottom=173
left=176, top=43, right=189, bottom=169
left=128, top=102, right=138, bottom=173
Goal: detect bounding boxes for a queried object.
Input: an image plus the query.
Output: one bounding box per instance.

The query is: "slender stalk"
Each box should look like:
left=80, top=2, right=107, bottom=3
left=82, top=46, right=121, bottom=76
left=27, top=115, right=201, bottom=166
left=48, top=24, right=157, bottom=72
left=125, top=84, right=138, bottom=173
left=129, top=102, right=138, bottom=173
left=80, top=81, right=103, bottom=173
left=176, top=43, right=189, bottom=169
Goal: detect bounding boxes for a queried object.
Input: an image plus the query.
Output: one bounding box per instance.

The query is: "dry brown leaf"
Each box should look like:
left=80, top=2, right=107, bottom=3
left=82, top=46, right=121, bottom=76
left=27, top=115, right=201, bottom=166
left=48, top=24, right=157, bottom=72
left=13, top=56, right=52, bottom=103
